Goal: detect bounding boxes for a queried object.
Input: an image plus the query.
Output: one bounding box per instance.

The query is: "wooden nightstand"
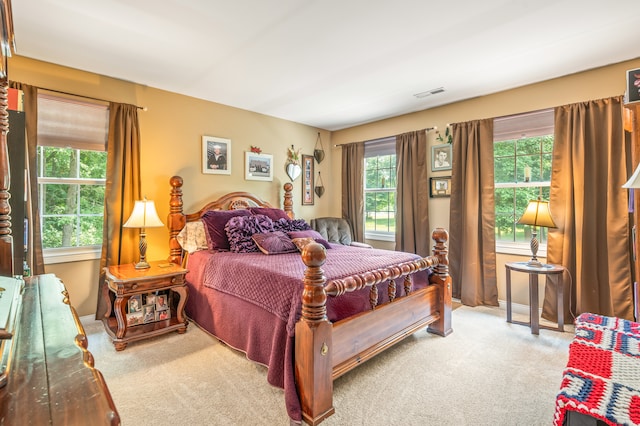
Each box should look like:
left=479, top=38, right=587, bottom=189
left=102, top=260, right=188, bottom=351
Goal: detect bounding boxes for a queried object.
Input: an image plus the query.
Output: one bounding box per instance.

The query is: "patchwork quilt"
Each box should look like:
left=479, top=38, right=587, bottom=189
left=553, top=313, right=640, bottom=426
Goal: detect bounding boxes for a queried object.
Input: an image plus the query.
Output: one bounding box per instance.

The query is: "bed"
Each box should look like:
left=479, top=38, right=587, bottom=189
left=166, top=175, right=453, bottom=425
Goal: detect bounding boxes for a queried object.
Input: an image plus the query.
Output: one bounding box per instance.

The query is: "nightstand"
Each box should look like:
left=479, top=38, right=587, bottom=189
left=505, top=261, right=565, bottom=335
left=102, top=260, right=188, bottom=350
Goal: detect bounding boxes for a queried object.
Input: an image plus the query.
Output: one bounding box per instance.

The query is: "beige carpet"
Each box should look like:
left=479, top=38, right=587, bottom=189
left=82, top=305, right=573, bottom=426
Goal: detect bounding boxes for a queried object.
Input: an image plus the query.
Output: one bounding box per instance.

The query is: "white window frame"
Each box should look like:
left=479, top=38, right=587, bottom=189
left=493, top=108, right=554, bottom=256
left=364, top=137, right=396, bottom=241
left=37, top=93, right=108, bottom=264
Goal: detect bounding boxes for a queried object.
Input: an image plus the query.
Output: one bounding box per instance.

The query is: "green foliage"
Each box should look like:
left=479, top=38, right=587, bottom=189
left=494, top=136, right=553, bottom=244
left=37, top=146, right=106, bottom=249
left=364, top=154, right=396, bottom=233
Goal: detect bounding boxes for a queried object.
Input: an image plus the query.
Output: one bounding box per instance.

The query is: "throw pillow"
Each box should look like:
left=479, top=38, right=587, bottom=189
left=288, top=230, right=331, bottom=249
left=252, top=231, right=298, bottom=255
left=175, top=220, right=208, bottom=254
left=225, top=214, right=274, bottom=253
left=248, top=207, right=290, bottom=221
left=201, top=209, right=251, bottom=251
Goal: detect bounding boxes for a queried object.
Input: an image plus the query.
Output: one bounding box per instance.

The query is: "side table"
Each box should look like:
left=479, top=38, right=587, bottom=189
left=102, top=260, right=188, bottom=350
left=505, top=262, right=565, bottom=335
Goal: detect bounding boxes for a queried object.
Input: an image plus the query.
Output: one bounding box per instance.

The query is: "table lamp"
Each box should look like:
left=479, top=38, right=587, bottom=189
left=123, top=198, right=164, bottom=269
left=517, top=197, right=557, bottom=267
left=623, top=163, right=640, bottom=189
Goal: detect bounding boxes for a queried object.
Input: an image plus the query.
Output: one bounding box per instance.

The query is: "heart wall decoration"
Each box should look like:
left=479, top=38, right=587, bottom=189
left=286, top=163, right=302, bottom=181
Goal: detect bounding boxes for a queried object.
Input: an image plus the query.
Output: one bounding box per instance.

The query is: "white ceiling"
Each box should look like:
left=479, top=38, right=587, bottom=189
left=11, top=0, right=640, bottom=131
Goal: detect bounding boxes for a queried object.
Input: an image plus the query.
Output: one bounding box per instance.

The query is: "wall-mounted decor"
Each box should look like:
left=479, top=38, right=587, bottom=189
left=627, top=68, right=640, bottom=104
left=302, top=154, right=314, bottom=205
left=314, top=171, right=325, bottom=198
left=431, top=143, right=452, bottom=171
left=245, top=151, right=273, bottom=181
left=313, top=132, right=325, bottom=163
left=430, top=176, right=451, bottom=198
left=286, top=145, right=302, bottom=181
left=202, top=136, right=231, bottom=175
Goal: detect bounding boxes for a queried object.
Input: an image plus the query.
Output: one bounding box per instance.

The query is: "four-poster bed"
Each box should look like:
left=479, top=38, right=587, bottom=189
left=167, top=175, right=452, bottom=424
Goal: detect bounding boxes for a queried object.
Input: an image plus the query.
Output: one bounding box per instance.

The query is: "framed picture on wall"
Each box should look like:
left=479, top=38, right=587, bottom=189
left=202, top=136, right=231, bottom=175
left=245, top=152, right=273, bottom=181
left=431, top=143, right=452, bottom=171
left=627, top=68, right=640, bottom=104
left=430, top=176, right=451, bottom=198
left=302, top=154, right=314, bottom=205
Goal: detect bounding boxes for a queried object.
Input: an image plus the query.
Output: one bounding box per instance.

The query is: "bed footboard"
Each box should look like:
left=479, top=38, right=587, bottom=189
left=295, top=228, right=452, bottom=425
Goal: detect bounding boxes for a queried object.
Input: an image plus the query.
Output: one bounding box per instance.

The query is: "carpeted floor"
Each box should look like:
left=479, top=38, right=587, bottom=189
left=82, top=305, right=573, bottom=426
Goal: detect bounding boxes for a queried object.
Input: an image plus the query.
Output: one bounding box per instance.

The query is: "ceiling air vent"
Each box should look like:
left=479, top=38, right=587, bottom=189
left=413, top=87, right=445, bottom=99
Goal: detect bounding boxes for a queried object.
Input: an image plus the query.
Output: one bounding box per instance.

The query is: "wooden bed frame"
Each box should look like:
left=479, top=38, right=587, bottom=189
left=167, top=175, right=452, bottom=425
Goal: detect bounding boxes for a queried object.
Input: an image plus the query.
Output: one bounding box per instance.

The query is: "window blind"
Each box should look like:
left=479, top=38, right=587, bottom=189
left=37, top=93, right=109, bottom=151
left=494, top=108, right=554, bottom=142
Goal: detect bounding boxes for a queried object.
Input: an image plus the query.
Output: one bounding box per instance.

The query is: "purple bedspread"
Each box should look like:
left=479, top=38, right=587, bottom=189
left=185, top=244, right=430, bottom=422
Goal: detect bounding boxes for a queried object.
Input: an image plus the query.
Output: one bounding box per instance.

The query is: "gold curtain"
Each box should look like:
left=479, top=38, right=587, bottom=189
left=395, top=130, right=430, bottom=256
left=95, top=102, right=141, bottom=319
left=543, top=96, right=634, bottom=321
left=341, top=142, right=365, bottom=242
left=449, top=119, right=498, bottom=306
left=8, top=82, right=44, bottom=275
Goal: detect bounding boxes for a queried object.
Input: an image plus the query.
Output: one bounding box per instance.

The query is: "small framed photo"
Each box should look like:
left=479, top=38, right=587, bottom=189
left=156, top=309, right=171, bottom=321
left=302, top=154, right=314, bottom=205
left=432, top=143, right=452, bottom=171
left=627, top=68, right=640, bottom=104
left=128, top=294, right=142, bottom=313
left=155, top=293, right=169, bottom=311
left=126, top=311, right=143, bottom=327
left=143, top=293, right=156, bottom=306
left=245, top=152, right=273, bottom=181
left=203, top=136, right=231, bottom=175
left=430, top=176, right=452, bottom=198
left=142, top=304, right=156, bottom=323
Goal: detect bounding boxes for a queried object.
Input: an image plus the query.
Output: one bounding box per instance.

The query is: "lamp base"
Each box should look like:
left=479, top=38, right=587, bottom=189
left=134, top=260, right=151, bottom=270
left=526, top=259, right=544, bottom=268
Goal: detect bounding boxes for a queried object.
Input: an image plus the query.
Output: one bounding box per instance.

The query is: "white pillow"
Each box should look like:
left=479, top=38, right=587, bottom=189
left=176, top=220, right=208, bottom=253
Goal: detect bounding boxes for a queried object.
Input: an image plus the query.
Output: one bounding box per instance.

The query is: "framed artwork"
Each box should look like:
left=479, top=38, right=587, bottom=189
left=202, top=136, right=231, bottom=175
left=128, top=294, right=142, bottom=313
left=430, top=176, right=452, bottom=198
left=627, top=68, right=640, bottom=104
left=245, top=152, right=274, bottom=181
left=432, top=143, right=452, bottom=171
left=302, top=154, right=314, bottom=205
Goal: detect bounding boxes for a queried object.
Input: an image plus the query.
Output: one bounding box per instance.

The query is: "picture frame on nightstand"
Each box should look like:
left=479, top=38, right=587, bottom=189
left=142, top=305, right=156, bottom=323
left=126, top=311, right=143, bottom=327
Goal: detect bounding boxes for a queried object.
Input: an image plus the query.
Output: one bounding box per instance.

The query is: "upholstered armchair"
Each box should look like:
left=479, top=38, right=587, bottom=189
left=309, top=217, right=372, bottom=248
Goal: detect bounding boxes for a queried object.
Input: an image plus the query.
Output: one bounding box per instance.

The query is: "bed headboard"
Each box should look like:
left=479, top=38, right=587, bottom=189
left=167, top=175, right=294, bottom=264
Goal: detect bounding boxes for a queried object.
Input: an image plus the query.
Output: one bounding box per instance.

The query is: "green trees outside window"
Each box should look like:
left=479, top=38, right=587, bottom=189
left=364, top=154, right=396, bottom=234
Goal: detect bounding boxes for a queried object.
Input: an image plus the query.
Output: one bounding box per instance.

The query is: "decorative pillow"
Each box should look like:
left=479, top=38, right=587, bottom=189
left=272, top=218, right=312, bottom=233
left=288, top=230, right=331, bottom=249
left=201, top=209, right=251, bottom=251
left=248, top=207, right=290, bottom=221
left=292, top=237, right=328, bottom=253
left=175, top=220, right=208, bottom=254
left=252, top=231, right=298, bottom=255
left=225, top=214, right=274, bottom=253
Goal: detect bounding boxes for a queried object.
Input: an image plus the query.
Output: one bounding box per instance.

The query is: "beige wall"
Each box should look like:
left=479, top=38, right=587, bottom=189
left=333, top=57, right=640, bottom=308
left=10, top=54, right=640, bottom=315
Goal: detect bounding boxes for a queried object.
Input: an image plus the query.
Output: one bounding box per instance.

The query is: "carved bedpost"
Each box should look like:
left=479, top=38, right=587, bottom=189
left=283, top=182, right=294, bottom=219
left=295, top=242, right=335, bottom=425
left=427, top=227, right=453, bottom=337
left=0, top=76, right=12, bottom=276
left=168, top=176, right=186, bottom=265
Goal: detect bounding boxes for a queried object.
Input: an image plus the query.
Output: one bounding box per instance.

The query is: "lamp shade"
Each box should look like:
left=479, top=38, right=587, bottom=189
left=623, top=163, right=640, bottom=189
left=517, top=199, right=557, bottom=228
left=123, top=199, right=164, bottom=229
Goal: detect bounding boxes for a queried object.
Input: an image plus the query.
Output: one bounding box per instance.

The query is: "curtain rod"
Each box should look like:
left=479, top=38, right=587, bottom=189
left=39, top=86, right=147, bottom=111
left=333, top=126, right=437, bottom=147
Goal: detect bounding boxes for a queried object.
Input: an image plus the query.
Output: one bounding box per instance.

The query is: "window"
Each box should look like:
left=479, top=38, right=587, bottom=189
left=494, top=109, right=554, bottom=254
left=364, top=137, right=396, bottom=241
left=37, top=94, right=109, bottom=263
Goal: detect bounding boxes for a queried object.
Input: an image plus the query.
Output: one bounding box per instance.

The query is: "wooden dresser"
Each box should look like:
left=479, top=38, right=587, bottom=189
left=0, top=274, right=120, bottom=425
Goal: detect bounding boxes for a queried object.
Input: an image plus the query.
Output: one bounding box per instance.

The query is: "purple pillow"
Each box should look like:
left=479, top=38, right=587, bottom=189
left=248, top=207, right=291, bottom=221
left=252, top=231, right=298, bottom=255
left=225, top=214, right=274, bottom=253
left=287, top=230, right=331, bottom=249
left=201, top=209, right=251, bottom=251
left=272, top=218, right=312, bottom=233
